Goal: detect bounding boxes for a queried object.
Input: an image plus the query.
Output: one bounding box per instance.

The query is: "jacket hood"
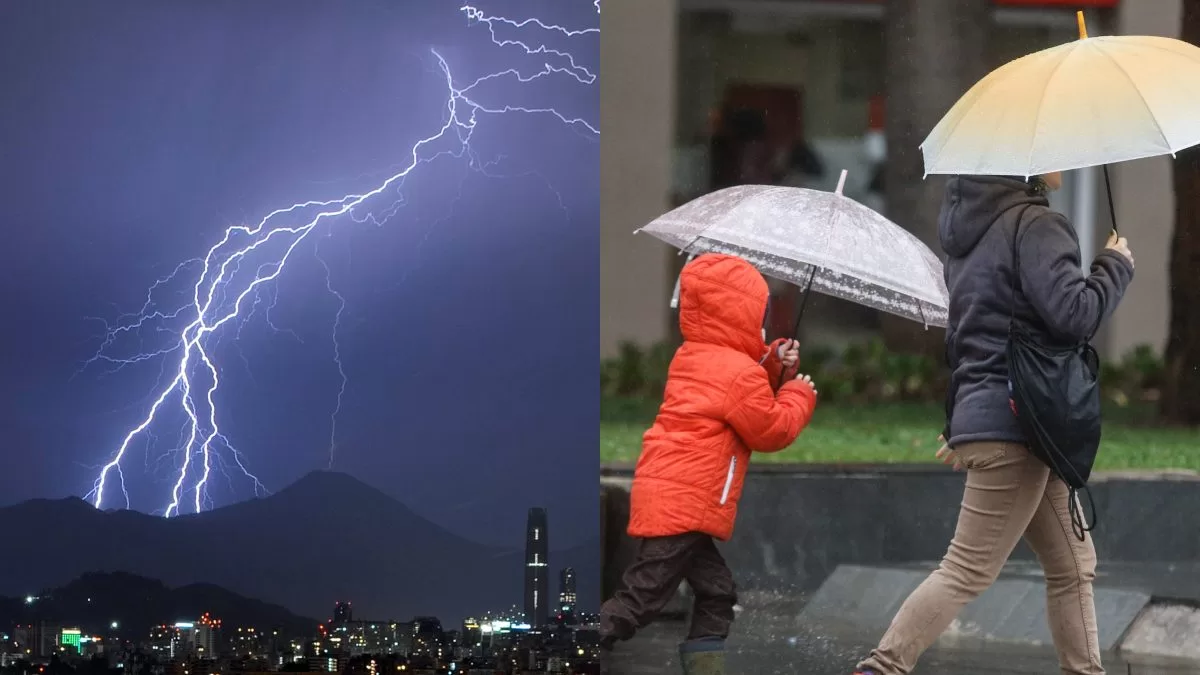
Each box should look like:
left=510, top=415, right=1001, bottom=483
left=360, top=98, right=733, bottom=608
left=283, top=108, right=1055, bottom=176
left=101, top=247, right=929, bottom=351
left=939, top=175, right=1049, bottom=257
left=678, top=254, right=769, bottom=360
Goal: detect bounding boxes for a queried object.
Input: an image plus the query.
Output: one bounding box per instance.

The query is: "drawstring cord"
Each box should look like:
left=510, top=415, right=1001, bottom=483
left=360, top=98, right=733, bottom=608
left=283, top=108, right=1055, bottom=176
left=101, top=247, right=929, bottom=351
left=1068, top=485, right=1098, bottom=542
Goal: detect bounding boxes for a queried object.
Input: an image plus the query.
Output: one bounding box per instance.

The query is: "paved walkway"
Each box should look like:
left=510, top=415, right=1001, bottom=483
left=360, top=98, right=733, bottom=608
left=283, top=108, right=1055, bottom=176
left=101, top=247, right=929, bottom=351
left=609, top=589, right=1198, bottom=675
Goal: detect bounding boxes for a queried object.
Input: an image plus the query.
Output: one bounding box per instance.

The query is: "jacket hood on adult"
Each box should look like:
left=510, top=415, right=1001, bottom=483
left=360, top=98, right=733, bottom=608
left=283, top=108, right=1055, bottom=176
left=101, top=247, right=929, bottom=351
left=678, top=254, right=769, bottom=360
left=938, top=175, right=1049, bottom=258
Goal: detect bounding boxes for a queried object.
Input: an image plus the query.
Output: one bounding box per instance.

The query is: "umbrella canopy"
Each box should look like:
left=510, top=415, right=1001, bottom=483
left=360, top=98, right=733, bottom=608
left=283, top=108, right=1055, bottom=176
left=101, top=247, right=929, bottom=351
left=921, top=12, right=1200, bottom=177
left=637, top=173, right=949, bottom=328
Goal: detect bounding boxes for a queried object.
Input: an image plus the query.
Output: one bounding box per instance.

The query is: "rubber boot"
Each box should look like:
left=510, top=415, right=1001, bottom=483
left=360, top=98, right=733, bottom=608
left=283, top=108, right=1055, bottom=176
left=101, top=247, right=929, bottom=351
left=678, top=637, right=725, bottom=675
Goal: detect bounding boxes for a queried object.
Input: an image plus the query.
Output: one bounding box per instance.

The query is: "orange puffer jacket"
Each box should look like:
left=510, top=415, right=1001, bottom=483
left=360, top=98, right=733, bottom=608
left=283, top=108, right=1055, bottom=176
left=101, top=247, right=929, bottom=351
left=627, top=254, right=817, bottom=542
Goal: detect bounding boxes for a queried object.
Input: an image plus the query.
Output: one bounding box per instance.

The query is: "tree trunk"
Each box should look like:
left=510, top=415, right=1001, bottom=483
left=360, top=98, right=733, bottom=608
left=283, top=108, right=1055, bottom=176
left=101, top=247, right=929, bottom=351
left=881, top=0, right=990, bottom=356
left=1161, top=1, right=1200, bottom=424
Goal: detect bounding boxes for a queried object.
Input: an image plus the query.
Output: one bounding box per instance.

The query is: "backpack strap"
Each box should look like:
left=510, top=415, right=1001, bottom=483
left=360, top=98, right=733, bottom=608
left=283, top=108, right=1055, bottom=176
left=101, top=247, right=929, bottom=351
left=1008, top=204, right=1036, bottom=333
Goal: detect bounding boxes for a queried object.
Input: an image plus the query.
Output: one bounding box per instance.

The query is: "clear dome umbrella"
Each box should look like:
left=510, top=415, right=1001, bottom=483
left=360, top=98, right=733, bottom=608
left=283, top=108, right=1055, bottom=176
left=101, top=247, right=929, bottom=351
left=636, top=170, right=950, bottom=335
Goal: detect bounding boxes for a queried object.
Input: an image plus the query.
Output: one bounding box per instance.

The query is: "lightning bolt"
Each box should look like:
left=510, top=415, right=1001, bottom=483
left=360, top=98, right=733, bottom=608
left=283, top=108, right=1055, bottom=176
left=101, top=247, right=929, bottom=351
left=83, top=2, right=599, bottom=516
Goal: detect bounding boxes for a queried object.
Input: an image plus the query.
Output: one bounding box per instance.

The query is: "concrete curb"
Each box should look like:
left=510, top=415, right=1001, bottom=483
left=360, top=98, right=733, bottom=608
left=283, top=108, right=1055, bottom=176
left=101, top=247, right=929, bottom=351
left=600, top=467, right=1200, bottom=606
left=601, top=462, right=1200, bottom=480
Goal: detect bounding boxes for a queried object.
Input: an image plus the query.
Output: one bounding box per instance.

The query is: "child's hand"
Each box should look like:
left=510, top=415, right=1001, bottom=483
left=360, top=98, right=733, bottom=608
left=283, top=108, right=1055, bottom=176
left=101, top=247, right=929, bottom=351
left=795, top=372, right=817, bottom=395
left=777, top=339, right=800, bottom=369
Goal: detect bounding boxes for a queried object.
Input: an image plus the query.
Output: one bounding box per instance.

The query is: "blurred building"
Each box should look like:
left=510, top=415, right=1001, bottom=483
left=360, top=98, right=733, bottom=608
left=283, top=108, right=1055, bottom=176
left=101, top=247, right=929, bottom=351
left=308, top=655, right=341, bottom=672
left=59, top=627, right=81, bottom=654
left=602, top=0, right=1180, bottom=360
left=195, top=613, right=221, bottom=658
left=523, top=507, right=550, bottom=628
left=395, top=620, right=414, bottom=656
left=411, top=617, right=445, bottom=661
left=325, top=605, right=404, bottom=657
left=461, top=618, right=482, bottom=657
left=173, top=621, right=196, bottom=658
left=149, top=624, right=179, bottom=657
left=558, top=567, right=577, bottom=612
left=230, top=626, right=278, bottom=659
left=15, top=622, right=63, bottom=657
left=333, top=601, right=353, bottom=625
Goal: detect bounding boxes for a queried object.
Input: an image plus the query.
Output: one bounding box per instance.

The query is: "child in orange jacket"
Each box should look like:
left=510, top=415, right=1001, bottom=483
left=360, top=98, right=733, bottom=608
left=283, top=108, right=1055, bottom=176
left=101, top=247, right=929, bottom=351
left=599, top=253, right=818, bottom=675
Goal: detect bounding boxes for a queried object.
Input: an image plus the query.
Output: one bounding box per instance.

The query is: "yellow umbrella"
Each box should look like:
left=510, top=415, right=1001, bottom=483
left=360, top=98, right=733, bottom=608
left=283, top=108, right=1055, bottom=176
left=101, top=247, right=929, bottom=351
left=921, top=12, right=1200, bottom=178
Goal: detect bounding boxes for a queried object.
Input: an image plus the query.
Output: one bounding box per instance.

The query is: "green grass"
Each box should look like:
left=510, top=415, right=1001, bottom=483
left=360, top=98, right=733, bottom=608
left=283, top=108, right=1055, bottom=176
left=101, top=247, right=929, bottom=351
left=600, top=397, right=1200, bottom=471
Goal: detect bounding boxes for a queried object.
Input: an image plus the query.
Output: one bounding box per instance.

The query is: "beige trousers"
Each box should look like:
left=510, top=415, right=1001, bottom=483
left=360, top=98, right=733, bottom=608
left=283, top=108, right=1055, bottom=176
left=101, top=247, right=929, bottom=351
left=857, top=441, right=1102, bottom=675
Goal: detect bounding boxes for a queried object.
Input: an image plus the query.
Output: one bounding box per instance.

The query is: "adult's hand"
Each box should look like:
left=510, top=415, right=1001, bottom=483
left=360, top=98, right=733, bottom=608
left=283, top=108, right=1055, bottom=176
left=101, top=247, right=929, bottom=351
left=1105, top=231, right=1135, bottom=268
left=935, top=434, right=964, bottom=471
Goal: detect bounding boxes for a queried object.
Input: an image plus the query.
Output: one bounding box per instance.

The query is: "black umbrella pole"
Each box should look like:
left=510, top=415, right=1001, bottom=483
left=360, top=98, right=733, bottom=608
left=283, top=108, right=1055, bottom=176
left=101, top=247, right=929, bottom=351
left=776, top=266, right=817, bottom=390
left=1102, top=164, right=1118, bottom=236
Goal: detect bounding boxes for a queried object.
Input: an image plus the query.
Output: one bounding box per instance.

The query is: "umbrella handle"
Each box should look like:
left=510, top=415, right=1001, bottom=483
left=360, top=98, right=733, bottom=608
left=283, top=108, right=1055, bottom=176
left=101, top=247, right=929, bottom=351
left=1102, top=164, right=1118, bottom=236
left=776, top=265, right=817, bottom=390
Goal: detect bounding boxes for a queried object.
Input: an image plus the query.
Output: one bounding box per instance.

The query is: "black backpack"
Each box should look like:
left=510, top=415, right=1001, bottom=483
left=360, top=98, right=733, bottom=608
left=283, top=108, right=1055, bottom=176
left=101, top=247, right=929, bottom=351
left=1005, top=212, right=1102, bottom=541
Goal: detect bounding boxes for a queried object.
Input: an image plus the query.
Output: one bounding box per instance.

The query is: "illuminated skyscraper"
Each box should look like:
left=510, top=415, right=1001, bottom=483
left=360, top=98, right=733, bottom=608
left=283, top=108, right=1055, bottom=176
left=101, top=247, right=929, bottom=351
left=559, top=567, right=577, bottom=611
left=174, top=621, right=196, bottom=658
left=195, top=613, right=221, bottom=658
left=59, top=628, right=82, bottom=653
left=524, top=507, right=549, bottom=627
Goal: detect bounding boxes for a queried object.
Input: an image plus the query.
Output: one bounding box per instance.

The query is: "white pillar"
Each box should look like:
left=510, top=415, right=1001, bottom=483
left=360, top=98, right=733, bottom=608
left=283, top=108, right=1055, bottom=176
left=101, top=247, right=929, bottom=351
left=600, top=0, right=679, bottom=356
left=1073, top=165, right=1098, bottom=265
left=1103, top=0, right=1180, bottom=359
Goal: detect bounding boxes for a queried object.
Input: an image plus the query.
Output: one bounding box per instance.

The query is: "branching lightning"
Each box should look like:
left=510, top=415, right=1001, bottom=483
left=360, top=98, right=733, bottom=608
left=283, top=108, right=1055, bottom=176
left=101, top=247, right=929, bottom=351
left=83, top=2, right=598, bottom=516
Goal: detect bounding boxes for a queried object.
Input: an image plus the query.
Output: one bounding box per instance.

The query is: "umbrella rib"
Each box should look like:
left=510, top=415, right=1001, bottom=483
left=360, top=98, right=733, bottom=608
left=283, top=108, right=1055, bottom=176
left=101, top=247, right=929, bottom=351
left=1123, top=38, right=1200, bottom=67
left=1093, top=45, right=1170, bottom=151
left=1024, top=46, right=1077, bottom=177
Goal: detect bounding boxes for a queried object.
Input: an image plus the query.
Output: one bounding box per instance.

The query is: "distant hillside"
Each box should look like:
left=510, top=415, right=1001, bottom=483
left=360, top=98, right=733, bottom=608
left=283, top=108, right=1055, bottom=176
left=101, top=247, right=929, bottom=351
left=0, top=471, right=599, bottom=622
left=0, top=570, right=315, bottom=638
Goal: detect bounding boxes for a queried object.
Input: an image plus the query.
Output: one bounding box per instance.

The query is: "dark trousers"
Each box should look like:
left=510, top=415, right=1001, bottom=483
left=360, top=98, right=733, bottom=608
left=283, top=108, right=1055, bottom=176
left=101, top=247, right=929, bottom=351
left=600, top=532, right=738, bottom=643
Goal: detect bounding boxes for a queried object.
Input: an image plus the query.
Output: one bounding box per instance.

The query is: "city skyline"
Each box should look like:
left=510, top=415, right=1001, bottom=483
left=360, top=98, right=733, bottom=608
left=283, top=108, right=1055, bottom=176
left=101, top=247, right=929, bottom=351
left=1, top=548, right=601, bottom=673
left=0, top=471, right=599, bottom=622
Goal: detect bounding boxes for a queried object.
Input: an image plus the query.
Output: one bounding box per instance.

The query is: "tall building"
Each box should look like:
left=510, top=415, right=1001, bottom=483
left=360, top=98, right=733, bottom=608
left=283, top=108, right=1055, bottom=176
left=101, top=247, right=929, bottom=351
left=148, top=625, right=178, bottom=657
left=559, top=567, right=577, bottom=611
left=59, top=628, right=82, bottom=654
left=524, top=507, right=550, bottom=627
left=24, top=622, right=61, bottom=657
left=195, top=613, right=221, bottom=658
left=393, top=620, right=414, bottom=656
left=461, top=619, right=482, bottom=657
left=173, top=621, right=196, bottom=658
left=412, top=617, right=445, bottom=661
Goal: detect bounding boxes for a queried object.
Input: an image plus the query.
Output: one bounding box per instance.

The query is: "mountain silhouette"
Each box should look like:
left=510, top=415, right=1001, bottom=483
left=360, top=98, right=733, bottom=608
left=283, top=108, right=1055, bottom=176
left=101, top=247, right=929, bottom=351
left=0, top=571, right=314, bottom=639
left=0, top=471, right=598, bottom=623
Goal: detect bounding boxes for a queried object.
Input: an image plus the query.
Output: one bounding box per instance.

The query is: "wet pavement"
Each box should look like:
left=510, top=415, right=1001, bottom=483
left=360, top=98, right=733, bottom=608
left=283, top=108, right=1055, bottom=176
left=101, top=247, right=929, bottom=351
left=609, top=589, right=1200, bottom=675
